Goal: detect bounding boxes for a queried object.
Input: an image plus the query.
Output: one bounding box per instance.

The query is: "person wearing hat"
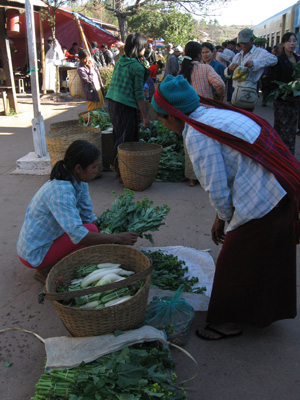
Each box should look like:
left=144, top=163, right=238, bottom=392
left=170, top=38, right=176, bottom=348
left=164, top=45, right=183, bottom=78
left=225, top=28, right=277, bottom=111
left=151, top=74, right=300, bottom=340
left=45, top=36, right=53, bottom=55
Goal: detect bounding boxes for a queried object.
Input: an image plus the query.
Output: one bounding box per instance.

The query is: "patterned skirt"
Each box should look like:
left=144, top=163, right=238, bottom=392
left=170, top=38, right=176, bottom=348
left=273, top=100, right=298, bottom=155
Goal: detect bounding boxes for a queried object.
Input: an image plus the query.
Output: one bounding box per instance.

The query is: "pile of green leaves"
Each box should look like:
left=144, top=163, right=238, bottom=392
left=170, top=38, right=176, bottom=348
left=78, top=107, right=112, bottom=131
left=142, top=250, right=206, bottom=294
left=267, top=60, right=300, bottom=102
left=31, top=342, right=188, bottom=400
left=97, top=189, right=170, bottom=244
left=140, top=121, right=185, bottom=182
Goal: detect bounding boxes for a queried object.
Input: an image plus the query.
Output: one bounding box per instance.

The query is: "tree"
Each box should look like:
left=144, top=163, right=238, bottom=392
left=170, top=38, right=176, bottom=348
left=127, top=5, right=196, bottom=45
left=97, top=0, right=231, bottom=42
left=41, top=0, right=69, bottom=39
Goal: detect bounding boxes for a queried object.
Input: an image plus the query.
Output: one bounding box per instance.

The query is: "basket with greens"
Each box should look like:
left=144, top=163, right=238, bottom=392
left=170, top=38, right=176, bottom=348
left=78, top=106, right=112, bottom=131
left=140, top=120, right=185, bottom=182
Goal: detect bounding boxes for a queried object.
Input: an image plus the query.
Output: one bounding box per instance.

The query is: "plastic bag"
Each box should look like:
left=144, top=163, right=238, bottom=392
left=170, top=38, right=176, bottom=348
left=143, top=285, right=195, bottom=345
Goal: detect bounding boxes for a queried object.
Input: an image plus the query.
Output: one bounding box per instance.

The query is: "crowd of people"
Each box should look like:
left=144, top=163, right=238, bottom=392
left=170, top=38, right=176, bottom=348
left=17, top=28, right=300, bottom=342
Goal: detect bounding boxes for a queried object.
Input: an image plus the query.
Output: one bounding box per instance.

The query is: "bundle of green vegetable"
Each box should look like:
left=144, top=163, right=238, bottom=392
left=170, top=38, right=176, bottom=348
left=142, top=250, right=206, bottom=294
left=56, top=262, right=140, bottom=309
left=31, top=343, right=188, bottom=400
left=267, top=60, right=300, bottom=102
left=97, top=189, right=170, bottom=244
left=78, top=107, right=112, bottom=131
left=140, top=121, right=185, bottom=182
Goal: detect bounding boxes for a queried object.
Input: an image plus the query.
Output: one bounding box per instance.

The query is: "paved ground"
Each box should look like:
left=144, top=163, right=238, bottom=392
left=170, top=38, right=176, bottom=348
left=0, top=93, right=300, bottom=400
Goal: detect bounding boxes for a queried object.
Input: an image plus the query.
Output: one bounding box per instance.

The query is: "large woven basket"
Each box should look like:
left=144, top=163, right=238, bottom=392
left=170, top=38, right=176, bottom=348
left=44, top=245, right=152, bottom=337
left=67, top=69, right=84, bottom=98
left=46, top=120, right=103, bottom=177
left=118, top=142, right=162, bottom=191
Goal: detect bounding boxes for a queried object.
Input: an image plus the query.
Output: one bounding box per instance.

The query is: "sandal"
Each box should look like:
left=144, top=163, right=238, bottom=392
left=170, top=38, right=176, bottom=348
left=195, top=324, right=243, bottom=341
left=33, top=270, right=47, bottom=285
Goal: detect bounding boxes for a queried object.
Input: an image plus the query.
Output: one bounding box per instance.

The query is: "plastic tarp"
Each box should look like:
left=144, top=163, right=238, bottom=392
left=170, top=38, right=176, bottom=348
left=8, top=8, right=118, bottom=70
left=44, top=326, right=167, bottom=371
left=140, top=246, right=215, bottom=311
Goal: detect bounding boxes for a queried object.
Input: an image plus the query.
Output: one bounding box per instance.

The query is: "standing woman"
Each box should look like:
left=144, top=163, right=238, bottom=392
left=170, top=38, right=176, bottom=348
left=179, top=41, right=225, bottom=186
left=202, top=42, right=227, bottom=86
left=267, top=32, right=300, bottom=155
left=77, top=49, right=105, bottom=112
left=17, top=140, right=138, bottom=283
left=106, top=33, right=150, bottom=162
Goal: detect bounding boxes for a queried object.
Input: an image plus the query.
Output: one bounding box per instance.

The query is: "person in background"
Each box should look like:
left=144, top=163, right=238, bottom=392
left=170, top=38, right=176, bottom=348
left=149, top=59, right=164, bottom=82
left=105, top=32, right=150, bottom=169
left=68, top=42, right=79, bottom=62
left=267, top=32, right=300, bottom=155
left=17, top=140, right=138, bottom=284
left=227, top=40, right=238, bottom=54
left=164, top=45, right=183, bottom=78
left=62, top=46, right=77, bottom=63
left=45, top=37, right=53, bottom=55
left=201, top=42, right=227, bottom=88
left=225, top=28, right=277, bottom=111
left=101, top=44, right=114, bottom=65
left=151, top=74, right=300, bottom=340
left=90, top=41, right=106, bottom=68
left=77, top=48, right=105, bottom=111
left=179, top=41, right=225, bottom=186
left=145, top=43, right=156, bottom=65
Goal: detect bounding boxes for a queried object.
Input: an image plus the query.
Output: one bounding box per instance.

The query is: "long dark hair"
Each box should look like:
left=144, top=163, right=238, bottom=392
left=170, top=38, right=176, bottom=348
left=282, top=32, right=297, bottom=43
left=50, top=140, right=100, bottom=181
left=125, top=33, right=147, bottom=59
left=180, top=41, right=202, bottom=84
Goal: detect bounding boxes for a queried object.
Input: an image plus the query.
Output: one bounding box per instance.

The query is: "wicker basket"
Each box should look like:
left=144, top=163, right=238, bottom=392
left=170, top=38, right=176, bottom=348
left=46, top=120, right=103, bottom=177
left=118, top=142, right=162, bottom=191
left=44, top=245, right=152, bottom=337
left=67, top=69, right=84, bottom=98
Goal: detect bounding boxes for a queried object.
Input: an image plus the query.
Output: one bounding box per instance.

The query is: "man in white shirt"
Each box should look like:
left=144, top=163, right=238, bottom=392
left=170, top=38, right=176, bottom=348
left=225, top=29, right=277, bottom=111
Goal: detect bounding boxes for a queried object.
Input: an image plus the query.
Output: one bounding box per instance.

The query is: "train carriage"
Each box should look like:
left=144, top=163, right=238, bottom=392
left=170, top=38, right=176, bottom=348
left=252, top=1, right=300, bottom=49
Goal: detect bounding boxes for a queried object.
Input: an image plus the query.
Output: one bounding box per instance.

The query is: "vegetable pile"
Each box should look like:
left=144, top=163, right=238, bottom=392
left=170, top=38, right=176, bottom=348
left=97, top=189, right=170, bottom=244
left=31, top=342, right=188, bottom=400
left=78, top=107, right=112, bottom=131
left=267, top=60, right=300, bottom=101
left=140, top=121, right=185, bottom=182
left=142, top=250, right=206, bottom=294
left=57, top=262, right=141, bottom=309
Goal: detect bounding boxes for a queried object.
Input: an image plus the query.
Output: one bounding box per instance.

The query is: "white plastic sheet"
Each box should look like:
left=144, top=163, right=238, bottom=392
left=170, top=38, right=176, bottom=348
left=140, top=246, right=215, bottom=311
left=44, top=326, right=166, bottom=371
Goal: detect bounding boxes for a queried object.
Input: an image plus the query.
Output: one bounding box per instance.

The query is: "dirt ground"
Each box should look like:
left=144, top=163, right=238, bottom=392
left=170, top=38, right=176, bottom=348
left=0, top=93, right=300, bottom=400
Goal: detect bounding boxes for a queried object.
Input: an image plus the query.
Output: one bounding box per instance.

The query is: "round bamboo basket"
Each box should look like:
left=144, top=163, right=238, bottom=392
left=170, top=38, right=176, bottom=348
left=45, top=245, right=152, bottom=337
left=46, top=120, right=103, bottom=177
left=118, top=142, right=162, bottom=191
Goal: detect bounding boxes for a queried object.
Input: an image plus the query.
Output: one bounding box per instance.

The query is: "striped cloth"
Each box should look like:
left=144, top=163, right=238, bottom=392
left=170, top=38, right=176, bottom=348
left=153, top=90, right=300, bottom=242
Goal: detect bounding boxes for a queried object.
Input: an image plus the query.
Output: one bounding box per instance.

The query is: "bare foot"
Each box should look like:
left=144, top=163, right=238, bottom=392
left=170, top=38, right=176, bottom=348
left=196, top=322, right=243, bottom=340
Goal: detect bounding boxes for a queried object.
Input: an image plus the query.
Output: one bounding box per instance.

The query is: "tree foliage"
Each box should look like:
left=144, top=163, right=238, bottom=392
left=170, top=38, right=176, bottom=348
left=96, top=0, right=231, bottom=42
left=127, top=5, right=196, bottom=45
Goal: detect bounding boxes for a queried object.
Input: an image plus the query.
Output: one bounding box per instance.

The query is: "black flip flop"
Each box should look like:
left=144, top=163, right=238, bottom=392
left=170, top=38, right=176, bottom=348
left=195, top=324, right=243, bottom=341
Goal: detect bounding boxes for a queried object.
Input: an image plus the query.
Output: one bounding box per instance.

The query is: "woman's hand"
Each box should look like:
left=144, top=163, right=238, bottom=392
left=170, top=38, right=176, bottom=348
left=211, top=214, right=226, bottom=245
left=142, top=116, right=150, bottom=129
left=115, top=232, right=138, bottom=245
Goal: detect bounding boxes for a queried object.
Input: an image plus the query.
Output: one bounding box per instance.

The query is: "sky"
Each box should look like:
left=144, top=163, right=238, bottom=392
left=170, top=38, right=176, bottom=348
left=214, top=0, right=296, bottom=26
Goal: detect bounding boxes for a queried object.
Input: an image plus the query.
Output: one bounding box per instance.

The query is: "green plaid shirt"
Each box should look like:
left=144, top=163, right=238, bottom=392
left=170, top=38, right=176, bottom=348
left=106, top=55, right=150, bottom=109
